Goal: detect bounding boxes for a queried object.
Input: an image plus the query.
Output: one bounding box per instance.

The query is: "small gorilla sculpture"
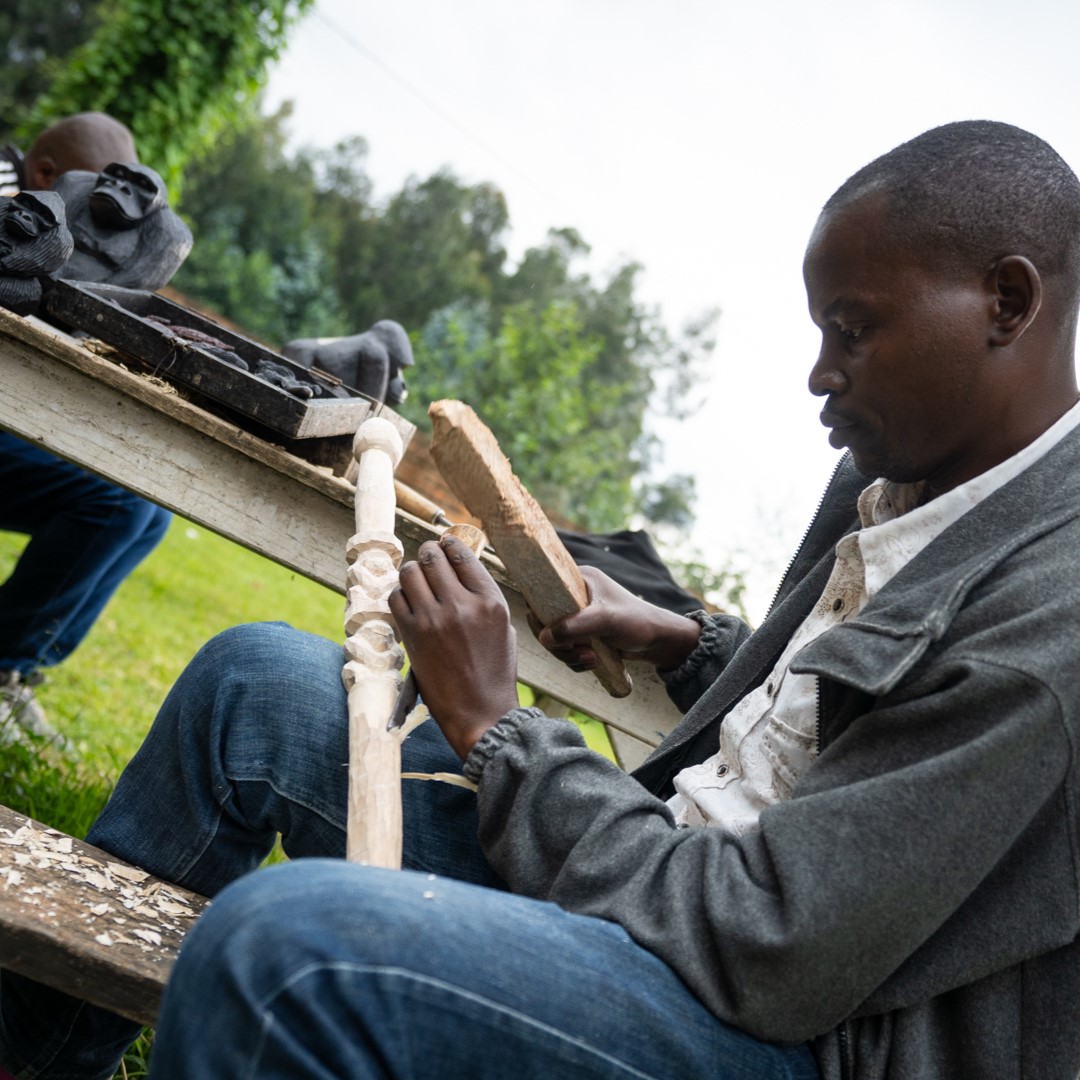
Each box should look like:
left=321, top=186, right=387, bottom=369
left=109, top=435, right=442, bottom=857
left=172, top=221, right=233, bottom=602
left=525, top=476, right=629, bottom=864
left=0, top=190, right=74, bottom=315
left=283, top=320, right=414, bottom=405
left=53, top=162, right=192, bottom=290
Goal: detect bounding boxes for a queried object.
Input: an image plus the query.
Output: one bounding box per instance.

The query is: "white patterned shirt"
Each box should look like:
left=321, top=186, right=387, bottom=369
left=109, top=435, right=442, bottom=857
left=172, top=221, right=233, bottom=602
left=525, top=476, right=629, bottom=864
left=668, top=397, right=1080, bottom=834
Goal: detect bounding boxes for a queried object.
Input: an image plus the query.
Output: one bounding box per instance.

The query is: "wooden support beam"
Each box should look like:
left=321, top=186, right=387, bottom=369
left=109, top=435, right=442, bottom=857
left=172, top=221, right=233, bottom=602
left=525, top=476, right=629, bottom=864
left=428, top=400, right=632, bottom=700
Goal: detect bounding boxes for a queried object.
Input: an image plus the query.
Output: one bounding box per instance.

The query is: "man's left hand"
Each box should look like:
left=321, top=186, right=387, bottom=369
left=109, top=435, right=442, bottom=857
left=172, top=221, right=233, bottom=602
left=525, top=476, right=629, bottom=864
left=389, top=534, right=521, bottom=760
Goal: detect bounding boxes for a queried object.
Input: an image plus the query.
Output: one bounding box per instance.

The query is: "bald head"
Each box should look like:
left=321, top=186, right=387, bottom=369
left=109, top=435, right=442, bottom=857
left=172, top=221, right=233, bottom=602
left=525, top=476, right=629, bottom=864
left=23, top=112, right=137, bottom=191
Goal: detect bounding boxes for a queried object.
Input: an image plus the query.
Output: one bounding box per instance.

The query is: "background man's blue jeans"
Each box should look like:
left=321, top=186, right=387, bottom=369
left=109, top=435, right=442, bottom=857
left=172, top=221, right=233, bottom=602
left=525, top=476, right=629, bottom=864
left=0, top=622, right=820, bottom=1079
left=0, top=433, right=172, bottom=676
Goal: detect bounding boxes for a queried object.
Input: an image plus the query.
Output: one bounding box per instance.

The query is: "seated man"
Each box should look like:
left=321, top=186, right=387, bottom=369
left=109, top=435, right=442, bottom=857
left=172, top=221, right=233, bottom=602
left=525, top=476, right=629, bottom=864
left=3, top=119, right=1080, bottom=1080
left=0, top=113, right=172, bottom=740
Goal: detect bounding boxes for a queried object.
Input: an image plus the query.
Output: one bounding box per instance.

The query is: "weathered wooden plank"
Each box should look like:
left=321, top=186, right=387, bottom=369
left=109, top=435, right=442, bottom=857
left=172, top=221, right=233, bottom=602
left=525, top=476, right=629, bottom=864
left=0, top=805, right=207, bottom=1026
left=608, top=728, right=657, bottom=773
left=429, top=399, right=632, bottom=699
left=0, top=312, right=682, bottom=745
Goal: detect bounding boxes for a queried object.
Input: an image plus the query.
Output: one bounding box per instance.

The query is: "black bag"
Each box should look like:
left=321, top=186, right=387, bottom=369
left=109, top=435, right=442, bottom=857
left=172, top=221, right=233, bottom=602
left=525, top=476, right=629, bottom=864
left=557, top=529, right=702, bottom=615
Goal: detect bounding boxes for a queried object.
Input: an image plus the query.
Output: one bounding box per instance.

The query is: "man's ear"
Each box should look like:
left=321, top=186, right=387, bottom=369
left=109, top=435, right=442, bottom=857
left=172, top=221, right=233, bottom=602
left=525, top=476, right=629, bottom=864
left=26, top=155, right=59, bottom=191
left=989, top=255, right=1042, bottom=346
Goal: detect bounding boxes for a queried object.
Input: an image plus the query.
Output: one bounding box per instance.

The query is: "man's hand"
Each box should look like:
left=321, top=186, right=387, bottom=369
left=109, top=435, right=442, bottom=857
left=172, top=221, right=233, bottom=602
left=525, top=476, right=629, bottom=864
left=533, top=567, right=702, bottom=674
left=389, top=534, right=521, bottom=760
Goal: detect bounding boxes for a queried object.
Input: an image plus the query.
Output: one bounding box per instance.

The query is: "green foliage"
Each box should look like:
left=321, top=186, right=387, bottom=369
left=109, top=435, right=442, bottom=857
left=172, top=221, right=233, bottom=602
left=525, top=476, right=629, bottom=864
left=15, top=0, right=314, bottom=195
left=407, top=299, right=639, bottom=528
left=0, top=0, right=102, bottom=135
left=663, top=553, right=751, bottom=623
left=171, top=105, right=348, bottom=343
left=172, top=106, right=718, bottom=531
left=339, top=170, right=509, bottom=331
left=0, top=735, right=113, bottom=839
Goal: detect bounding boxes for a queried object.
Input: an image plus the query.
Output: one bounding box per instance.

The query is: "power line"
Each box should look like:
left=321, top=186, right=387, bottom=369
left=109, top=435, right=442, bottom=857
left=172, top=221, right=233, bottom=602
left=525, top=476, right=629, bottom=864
left=312, top=7, right=582, bottom=224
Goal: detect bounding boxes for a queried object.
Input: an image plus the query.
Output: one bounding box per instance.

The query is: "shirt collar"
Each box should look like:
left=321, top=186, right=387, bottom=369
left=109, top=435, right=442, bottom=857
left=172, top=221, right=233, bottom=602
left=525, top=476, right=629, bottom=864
left=854, top=396, right=1080, bottom=602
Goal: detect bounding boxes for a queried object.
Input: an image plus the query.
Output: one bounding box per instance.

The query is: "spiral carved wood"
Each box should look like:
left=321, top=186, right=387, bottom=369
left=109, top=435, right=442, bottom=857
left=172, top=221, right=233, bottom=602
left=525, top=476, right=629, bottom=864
left=343, top=417, right=405, bottom=867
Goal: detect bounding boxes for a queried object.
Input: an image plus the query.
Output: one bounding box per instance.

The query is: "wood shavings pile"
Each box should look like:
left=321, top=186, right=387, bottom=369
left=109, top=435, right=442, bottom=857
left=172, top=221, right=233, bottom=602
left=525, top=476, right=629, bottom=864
left=0, top=818, right=204, bottom=959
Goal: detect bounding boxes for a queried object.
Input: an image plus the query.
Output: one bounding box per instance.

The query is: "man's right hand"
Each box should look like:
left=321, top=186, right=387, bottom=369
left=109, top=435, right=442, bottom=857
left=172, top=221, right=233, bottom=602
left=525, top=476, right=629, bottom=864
left=532, top=566, right=702, bottom=674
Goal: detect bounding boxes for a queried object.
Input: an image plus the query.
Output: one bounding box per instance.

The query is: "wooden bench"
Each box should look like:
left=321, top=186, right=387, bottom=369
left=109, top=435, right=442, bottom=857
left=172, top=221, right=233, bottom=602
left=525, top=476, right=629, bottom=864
left=0, top=803, right=207, bottom=1025
left=0, top=308, right=681, bottom=769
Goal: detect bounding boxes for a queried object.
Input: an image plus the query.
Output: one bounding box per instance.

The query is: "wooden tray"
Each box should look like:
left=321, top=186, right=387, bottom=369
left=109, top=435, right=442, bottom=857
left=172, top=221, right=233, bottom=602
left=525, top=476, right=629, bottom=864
left=40, top=280, right=412, bottom=442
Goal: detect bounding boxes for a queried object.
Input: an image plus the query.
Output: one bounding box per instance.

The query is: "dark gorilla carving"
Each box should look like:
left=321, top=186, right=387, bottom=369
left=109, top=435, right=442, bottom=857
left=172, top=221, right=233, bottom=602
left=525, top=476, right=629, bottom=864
left=53, top=162, right=192, bottom=289
left=0, top=190, right=74, bottom=315
left=283, top=320, right=414, bottom=405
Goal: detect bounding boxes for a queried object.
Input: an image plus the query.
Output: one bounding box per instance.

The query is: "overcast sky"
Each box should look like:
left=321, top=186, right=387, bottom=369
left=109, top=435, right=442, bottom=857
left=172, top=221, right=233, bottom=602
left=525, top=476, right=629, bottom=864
left=265, top=0, right=1080, bottom=618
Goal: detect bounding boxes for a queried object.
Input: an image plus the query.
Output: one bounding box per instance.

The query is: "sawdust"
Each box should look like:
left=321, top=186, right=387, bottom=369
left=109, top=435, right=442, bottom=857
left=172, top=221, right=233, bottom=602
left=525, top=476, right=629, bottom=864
left=0, top=818, right=203, bottom=958
left=79, top=338, right=178, bottom=394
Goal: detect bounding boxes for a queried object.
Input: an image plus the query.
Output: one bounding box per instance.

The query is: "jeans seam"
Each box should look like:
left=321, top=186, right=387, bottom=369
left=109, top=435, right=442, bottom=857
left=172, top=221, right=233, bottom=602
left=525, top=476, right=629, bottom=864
left=223, top=775, right=346, bottom=851
left=255, top=961, right=670, bottom=1080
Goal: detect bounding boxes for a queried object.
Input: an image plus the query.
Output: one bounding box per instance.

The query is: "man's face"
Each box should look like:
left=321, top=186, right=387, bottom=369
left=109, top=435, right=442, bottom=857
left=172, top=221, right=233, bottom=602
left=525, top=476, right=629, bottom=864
left=803, top=193, right=997, bottom=493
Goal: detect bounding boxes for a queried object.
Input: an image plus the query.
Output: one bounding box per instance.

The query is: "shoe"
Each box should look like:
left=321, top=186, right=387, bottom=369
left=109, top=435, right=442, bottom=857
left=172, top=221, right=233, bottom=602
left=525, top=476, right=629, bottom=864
left=0, top=669, right=66, bottom=748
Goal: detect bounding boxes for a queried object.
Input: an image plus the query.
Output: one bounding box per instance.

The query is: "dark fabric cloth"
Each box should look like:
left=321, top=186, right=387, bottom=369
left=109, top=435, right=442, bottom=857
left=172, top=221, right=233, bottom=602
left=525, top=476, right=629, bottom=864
left=557, top=528, right=703, bottom=615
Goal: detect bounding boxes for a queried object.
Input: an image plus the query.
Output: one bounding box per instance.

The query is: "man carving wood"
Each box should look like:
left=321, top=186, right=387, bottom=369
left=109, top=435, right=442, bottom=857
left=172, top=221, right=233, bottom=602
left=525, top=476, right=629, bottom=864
left=4, top=120, right=1080, bottom=1080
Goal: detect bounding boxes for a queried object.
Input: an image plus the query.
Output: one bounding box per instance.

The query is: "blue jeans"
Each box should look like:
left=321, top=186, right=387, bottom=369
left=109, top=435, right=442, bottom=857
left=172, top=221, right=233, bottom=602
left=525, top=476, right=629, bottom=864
left=0, top=623, right=820, bottom=1080
left=0, top=433, right=172, bottom=676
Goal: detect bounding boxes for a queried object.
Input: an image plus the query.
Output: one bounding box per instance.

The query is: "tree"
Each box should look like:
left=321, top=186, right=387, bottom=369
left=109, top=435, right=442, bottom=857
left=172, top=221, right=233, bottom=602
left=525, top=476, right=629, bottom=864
left=15, top=0, right=314, bottom=194
left=323, top=170, right=509, bottom=332
left=0, top=0, right=101, bottom=137
left=407, top=299, right=640, bottom=529
left=169, top=107, right=717, bottom=531
left=170, top=104, right=348, bottom=344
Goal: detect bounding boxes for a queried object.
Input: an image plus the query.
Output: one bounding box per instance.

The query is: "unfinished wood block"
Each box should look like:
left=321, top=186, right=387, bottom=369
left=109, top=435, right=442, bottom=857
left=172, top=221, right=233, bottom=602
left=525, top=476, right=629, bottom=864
left=428, top=399, right=631, bottom=699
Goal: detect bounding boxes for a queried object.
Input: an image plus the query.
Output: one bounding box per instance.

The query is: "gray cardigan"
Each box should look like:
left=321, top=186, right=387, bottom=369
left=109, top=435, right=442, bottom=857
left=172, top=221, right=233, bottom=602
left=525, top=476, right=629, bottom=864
left=464, top=428, right=1080, bottom=1080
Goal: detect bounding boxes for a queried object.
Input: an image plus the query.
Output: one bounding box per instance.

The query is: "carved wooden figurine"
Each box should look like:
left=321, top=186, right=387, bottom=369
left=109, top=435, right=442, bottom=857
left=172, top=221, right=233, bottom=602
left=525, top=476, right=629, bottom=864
left=283, top=320, right=414, bottom=405
left=53, top=162, right=193, bottom=290
left=0, top=191, right=74, bottom=314
left=343, top=417, right=406, bottom=867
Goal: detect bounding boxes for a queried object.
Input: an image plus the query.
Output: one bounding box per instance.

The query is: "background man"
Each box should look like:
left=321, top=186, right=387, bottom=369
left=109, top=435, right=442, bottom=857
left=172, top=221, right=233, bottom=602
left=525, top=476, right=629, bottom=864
left=0, top=112, right=172, bottom=742
left=2, top=120, right=1079, bottom=1080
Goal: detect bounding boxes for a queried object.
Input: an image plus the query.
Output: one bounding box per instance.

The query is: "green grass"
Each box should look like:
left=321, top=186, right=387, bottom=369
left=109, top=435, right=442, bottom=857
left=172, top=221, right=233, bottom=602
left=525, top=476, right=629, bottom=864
left=0, top=515, right=615, bottom=1075
left=0, top=520, right=345, bottom=773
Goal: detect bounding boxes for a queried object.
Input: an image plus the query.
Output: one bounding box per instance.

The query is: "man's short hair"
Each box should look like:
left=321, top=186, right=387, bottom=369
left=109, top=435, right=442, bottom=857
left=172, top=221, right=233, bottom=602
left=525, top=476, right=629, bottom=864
left=825, top=120, right=1080, bottom=293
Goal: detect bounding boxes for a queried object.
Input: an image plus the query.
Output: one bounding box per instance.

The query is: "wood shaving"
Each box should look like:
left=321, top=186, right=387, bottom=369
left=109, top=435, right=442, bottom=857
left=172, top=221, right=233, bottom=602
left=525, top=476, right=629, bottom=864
left=0, top=815, right=206, bottom=969
left=400, top=771, right=479, bottom=792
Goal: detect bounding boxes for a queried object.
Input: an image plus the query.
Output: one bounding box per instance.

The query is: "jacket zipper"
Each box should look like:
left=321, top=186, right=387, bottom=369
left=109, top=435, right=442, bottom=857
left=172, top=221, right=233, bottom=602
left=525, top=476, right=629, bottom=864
left=838, top=1021, right=852, bottom=1080
left=763, top=454, right=849, bottom=622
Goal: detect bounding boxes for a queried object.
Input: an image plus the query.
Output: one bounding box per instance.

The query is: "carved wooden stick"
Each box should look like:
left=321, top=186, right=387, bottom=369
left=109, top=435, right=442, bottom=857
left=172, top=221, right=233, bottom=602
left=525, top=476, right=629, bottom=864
left=343, top=417, right=406, bottom=867
left=428, top=399, right=632, bottom=698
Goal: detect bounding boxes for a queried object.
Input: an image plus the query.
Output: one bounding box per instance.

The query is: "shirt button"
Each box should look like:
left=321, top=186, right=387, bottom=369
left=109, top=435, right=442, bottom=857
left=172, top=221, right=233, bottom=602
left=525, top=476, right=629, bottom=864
left=766, top=681, right=775, bottom=696
left=716, top=763, right=729, bottom=777
left=832, top=598, right=844, bottom=611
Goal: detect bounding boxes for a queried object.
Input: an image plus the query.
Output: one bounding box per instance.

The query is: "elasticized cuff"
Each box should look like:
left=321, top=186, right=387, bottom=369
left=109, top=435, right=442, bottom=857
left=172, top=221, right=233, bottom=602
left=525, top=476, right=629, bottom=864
left=462, top=706, right=547, bottom=785
left=659, top=609, right=722, bottom=685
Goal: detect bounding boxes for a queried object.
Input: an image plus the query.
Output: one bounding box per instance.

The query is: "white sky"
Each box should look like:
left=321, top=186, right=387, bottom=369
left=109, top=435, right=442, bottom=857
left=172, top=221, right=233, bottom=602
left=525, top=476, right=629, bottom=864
left=265, top=0, right=1080, bottom=619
